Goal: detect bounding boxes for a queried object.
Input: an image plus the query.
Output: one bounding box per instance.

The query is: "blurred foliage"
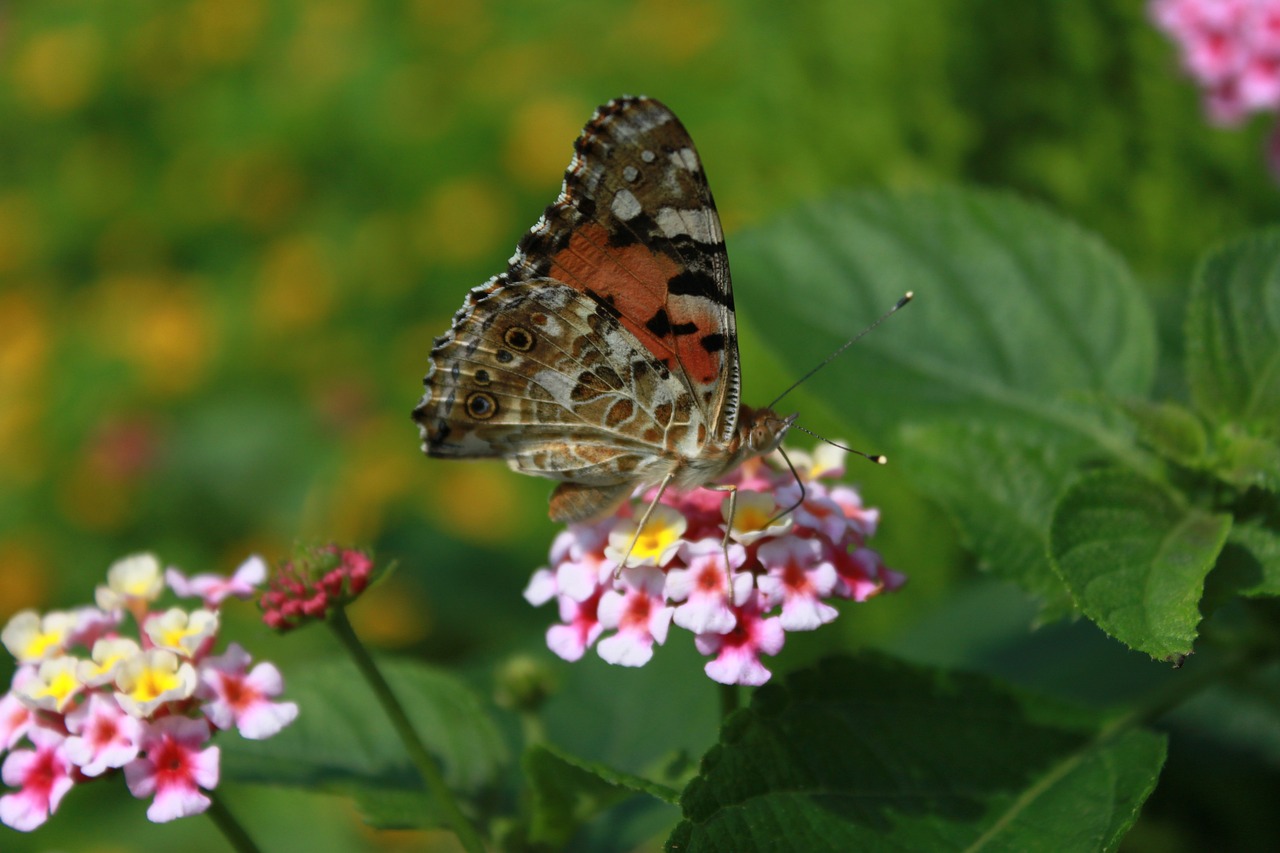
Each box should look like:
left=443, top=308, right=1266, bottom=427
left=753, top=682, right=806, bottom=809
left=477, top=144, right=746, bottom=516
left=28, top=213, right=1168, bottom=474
left=1, top=0, right=1277, bottom=850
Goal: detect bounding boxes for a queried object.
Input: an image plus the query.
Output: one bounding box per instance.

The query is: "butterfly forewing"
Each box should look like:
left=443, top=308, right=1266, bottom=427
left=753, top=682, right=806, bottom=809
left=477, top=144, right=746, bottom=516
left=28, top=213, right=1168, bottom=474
left=505, top=97, right=741, bottom=444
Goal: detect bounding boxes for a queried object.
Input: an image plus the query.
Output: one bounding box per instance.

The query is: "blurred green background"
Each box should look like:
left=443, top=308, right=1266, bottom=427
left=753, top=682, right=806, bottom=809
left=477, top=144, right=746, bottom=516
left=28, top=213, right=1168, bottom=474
left=1, top=1, right=1276, bottom=850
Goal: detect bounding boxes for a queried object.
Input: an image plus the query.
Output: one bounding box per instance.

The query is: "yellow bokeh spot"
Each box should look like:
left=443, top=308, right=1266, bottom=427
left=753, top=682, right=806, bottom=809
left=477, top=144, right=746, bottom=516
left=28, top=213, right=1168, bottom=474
left=12, top=25, right=104, bottom=113
left=408, top=0, right=492, bottom=50
left=0, top=289, right=51, bottom=487
left=619, top=0, right=725, bottom=63
left=0, top=194, right=43, bottom=275
left=216, top=147, right=305, bottom=231
left=0, top=537, right=51, bottom=619
left=416, top=178, right=512, bottom=264
left=74, top=273, right=215, bottom=398
left=348, top=578, right=431, bottom=648
left=503, top=96, right=589, bottom=191
left=182, top=0, right=266, bottom=66
left=0, top=288, right=51, bottom=391
left=325, top=419, right=421, bottom=541
left=285, top=0, right=369, bottom=94
left=58, top=456, right=134, bottom=532
left=427, top=465, right=527, bottom=544
left=255, top=236, right=336, bottom=334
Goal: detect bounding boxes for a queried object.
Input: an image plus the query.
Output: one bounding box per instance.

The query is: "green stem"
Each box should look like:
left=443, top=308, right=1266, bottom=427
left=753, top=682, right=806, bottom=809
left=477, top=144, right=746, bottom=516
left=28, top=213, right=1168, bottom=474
left=328, top=606, right=486, bottom=853
left=205, top=792, right=263, bottom=853
left=719, top=682, right=740, bottom=720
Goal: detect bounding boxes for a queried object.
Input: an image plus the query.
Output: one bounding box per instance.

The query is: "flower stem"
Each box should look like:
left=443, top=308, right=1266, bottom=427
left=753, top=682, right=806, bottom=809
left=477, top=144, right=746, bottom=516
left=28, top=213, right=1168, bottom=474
left=205, top=792, right=263, bottom=853
left=327, top=606, right=486, bottom=853
left=719, top=682, right=740, bottom=720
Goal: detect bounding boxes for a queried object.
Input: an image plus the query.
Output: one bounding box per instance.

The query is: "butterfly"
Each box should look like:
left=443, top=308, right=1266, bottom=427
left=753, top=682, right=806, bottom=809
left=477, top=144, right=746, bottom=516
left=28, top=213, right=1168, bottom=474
left=412, top=96, right=795, bottom=525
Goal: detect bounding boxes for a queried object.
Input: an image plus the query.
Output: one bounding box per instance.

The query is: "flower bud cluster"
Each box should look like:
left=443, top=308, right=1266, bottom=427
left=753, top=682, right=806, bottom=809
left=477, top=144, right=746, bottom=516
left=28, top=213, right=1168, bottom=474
left=259, top=545, right=373, bottom=631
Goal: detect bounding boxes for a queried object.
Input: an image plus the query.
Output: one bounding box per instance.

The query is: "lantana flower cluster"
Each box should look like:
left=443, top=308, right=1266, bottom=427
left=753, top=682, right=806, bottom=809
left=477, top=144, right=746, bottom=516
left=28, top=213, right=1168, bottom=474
left=524, top=445, right=905, bottom=686
left=0, top=554, right=297, bottom=832
left=1151, top=0, right=1280, bottom=171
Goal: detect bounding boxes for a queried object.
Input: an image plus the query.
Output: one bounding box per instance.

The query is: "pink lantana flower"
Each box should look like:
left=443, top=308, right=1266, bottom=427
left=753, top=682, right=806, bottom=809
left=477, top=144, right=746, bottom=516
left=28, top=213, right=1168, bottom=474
left=665, top=539, right=752, bottom=634
left=756, top=537, right=840, bottom=631
left=545, top=588, right=605, bottom=662
left=0, top=551, right=296, bottom=832
left=124, top=716, right=220, bottom=823
left=1, top=671, right=36, bottom=752
left=696, top=593, right=786, bottom=687
left=199, top=644, right=299, bottom=739
left=1151, top=0, right=1280, bottom=177
left=167, top=555, right=267, bottom=609
left=0, top=725, right=74, bottom=832
left=527, top=443, right=903, bottom=685
left=596, top=567, right=674, bottom=667
left=64, top=693, right=142, bottom=776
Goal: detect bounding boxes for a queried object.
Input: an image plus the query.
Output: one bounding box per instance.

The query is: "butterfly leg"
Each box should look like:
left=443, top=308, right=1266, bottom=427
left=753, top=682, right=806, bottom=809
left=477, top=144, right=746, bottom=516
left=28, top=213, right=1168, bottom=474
left=613, top=473, right=675, bottom=581
left=704, top=482, right=740, bottom=590
left=767, top=446, right=807, bottom=527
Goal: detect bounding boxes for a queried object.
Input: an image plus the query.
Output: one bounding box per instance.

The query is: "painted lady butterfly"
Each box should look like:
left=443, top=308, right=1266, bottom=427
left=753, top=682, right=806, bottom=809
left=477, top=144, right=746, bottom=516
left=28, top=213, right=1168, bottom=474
left=413, top=96, right=795, bottom=524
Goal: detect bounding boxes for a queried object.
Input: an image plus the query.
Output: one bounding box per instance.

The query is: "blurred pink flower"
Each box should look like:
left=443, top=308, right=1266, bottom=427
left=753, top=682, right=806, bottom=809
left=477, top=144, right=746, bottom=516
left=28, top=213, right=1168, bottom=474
left=0, top=726, right=73, bottom=832
left=1151, top=0, right=1280, bottom=161
left=124, top=717, right=220, bottom=823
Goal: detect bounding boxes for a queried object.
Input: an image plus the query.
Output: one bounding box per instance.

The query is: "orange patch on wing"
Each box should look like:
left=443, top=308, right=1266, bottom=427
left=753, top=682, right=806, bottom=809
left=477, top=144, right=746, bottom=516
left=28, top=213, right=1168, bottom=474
left=548, top=223, right=725, bottom=389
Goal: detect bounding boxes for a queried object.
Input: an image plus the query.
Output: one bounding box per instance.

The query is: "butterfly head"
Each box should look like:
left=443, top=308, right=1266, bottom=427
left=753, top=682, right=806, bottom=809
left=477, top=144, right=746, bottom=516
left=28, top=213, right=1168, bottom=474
left=740, top=406, right=798, bottom=458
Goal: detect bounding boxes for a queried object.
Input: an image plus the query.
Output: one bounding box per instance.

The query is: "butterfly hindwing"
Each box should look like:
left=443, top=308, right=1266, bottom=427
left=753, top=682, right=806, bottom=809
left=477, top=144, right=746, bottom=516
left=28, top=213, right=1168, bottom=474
left=415, top=278, right=705, bottom=490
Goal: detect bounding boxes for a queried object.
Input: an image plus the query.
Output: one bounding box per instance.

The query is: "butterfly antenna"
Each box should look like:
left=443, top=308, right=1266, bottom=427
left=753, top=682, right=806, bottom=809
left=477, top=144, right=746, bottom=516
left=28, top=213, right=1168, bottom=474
left=791, top=424, right=887, bottom=465
left=767, top=291, right=914, bottom=411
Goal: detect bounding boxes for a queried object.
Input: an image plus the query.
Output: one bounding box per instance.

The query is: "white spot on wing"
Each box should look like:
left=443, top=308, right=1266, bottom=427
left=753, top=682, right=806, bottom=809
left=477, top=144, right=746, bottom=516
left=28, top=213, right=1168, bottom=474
left=655, top=207, right=722, bottom=244
left=670, top=148, right=699, bottom=171
left=611, top=189, right=643, bottom=221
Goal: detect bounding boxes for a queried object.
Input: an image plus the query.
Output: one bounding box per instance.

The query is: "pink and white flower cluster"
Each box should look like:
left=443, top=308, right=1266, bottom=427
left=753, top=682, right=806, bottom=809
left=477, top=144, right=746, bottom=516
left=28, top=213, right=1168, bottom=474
left=0, top=553, right=297, bottom=832
left=524, top=446, right=905, bottom=686
left=1151, top=0, right=1280, bottom=125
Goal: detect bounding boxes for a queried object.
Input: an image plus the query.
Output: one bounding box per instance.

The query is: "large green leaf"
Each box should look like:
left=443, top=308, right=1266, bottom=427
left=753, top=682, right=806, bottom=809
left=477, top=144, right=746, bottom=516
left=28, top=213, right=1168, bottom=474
left=668, top=654, right=1166, bottom=852
left=1049, top=470, right=1232, bottom=659
left=1186, top=229, right=1280, bottom=439
left=220, top=657, right=508, bottom=829
left=733, top=189, right=1155, bottom=441
left=733, top=190, right=1156, bottom=613
left=899, top=420, right=1086, bottom=618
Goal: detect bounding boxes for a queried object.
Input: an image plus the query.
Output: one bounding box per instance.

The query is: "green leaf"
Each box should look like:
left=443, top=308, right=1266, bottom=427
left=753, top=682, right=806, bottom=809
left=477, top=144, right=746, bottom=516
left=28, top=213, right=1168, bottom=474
left=1213, top=425, right=1280, bottom=493
left=525, top=744, right=680, bottom=847
left=1049, top=470, right=1233, bottom=658
left=1186, top=229, right=1280, bottom=437
left=220, top=657, right=508, bottom=829
left=734, top=188, right=1156, bottom=441
left=1212, top=519, right=1280, bottom=599
left=733, top=190, right=1155, bottom=616
left=668, top=654, right=1166, bottom=853
left=1119, top=399, right=1209, bottom=468
left=899, top=420, right=1085, bottom=618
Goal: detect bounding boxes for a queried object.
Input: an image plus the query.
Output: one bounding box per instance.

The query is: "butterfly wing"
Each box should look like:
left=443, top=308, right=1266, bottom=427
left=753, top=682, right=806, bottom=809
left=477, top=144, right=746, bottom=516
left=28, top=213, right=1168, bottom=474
left=504, top=96, right=741, bottom=446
